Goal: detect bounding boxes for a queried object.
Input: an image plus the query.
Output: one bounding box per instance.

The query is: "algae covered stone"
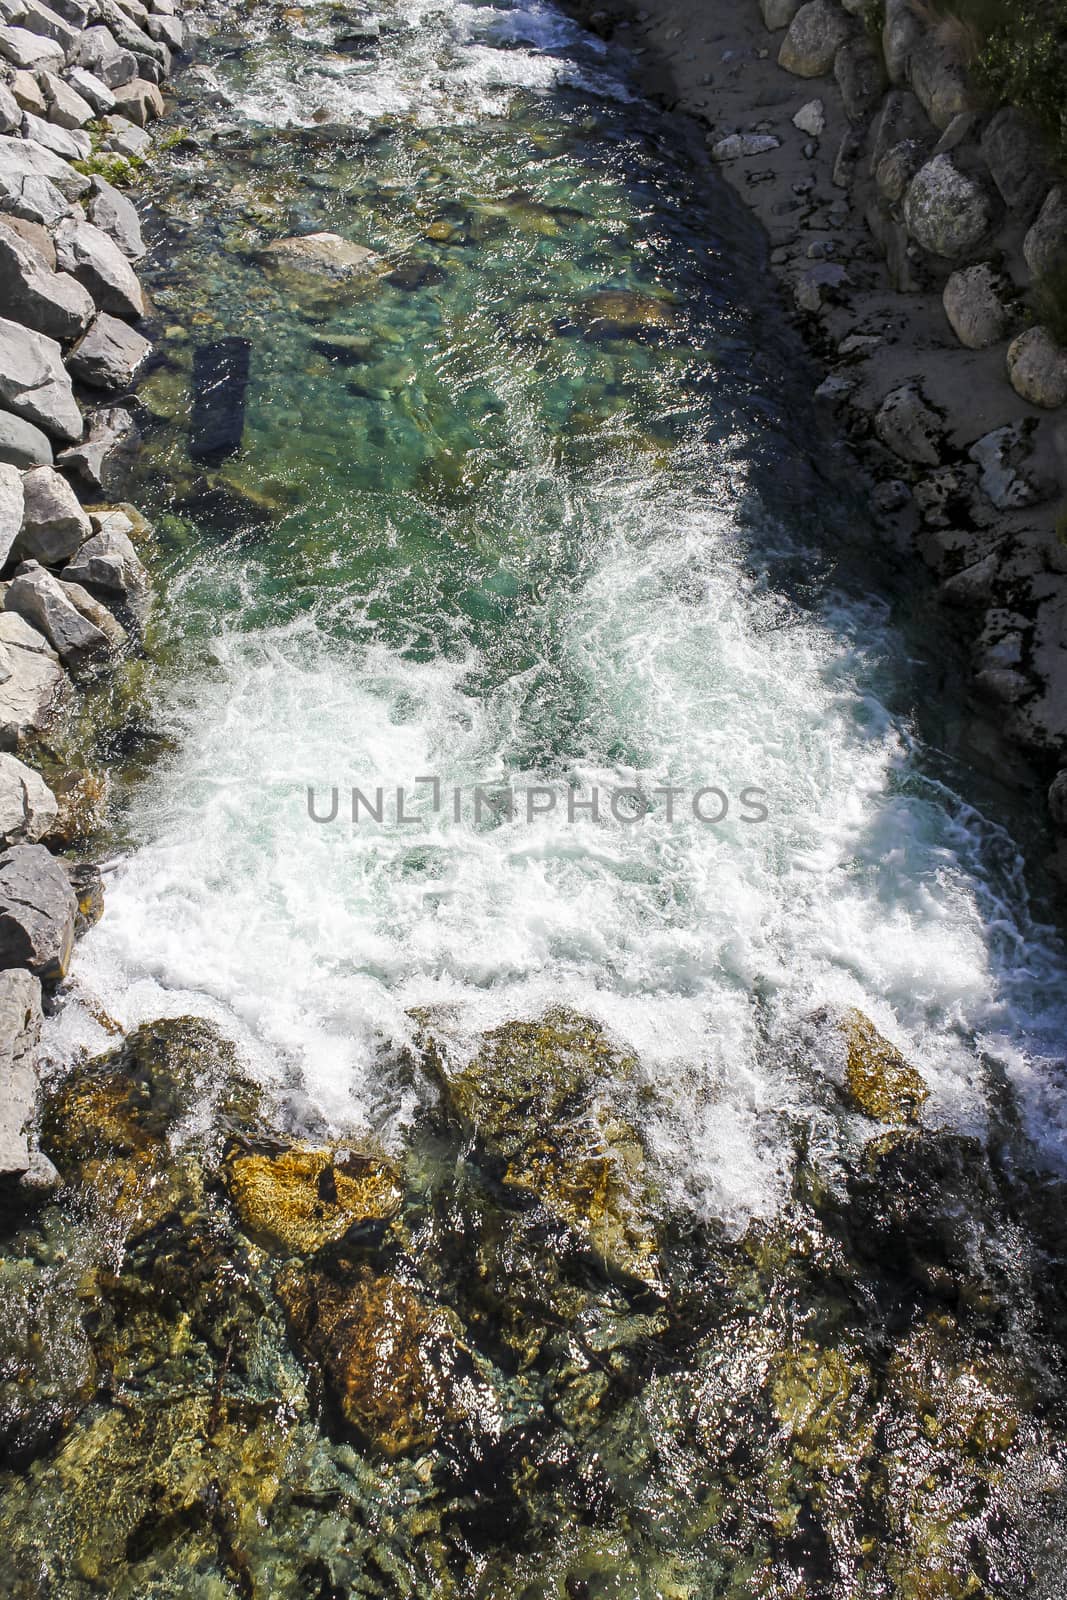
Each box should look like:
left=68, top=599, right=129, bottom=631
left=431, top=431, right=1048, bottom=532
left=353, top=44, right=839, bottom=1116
left=837, top=1006, right=927, bottom=1123
left=225, top=1141, right=402, bottom=1255
left=423, top=1008, right=659, bottom=1287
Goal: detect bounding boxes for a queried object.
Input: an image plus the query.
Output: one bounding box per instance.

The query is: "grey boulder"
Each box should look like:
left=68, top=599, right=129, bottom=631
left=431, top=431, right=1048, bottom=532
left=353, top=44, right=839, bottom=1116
left=14, top=463, right=89, bottom=563
left=908, top=28, right=973, bottom=130
left=61, top=521, right=148, bottom=617
left=942, top=263, right=1013, bottom=350
left=64, top=64, right=116, bottom=115
left=778, top=0, right=853, bottom=77
left=903, top=154, right=994, bottom=258
left=0, top=79, right=19, bottom=134
left=6, top=559, right=111, bottom=667
left=0, top=965, right=42, bottom=1176
left=0, top=132, right=88, bottom=201
left=56, top=403, right=137, bottom=492
left=19, top=109, right=91, bottom=163
left=101, top=112, right=150, bottom=157
left=0, top=843, right=76, bottom=980
left=0, top=462, right=23, bottom=567
left=0, top=24, right=64, bottom=70
left=981, top=107, right=1047, bottom=219
left=0, top=316, right=83, bottom=442
left=0, top=409, right=52, bottom=468
left=1006, top=326, right=1067, bottom=410
left=874, top=382, right=944, bottom=466
left=67, top=310, right=151, bottom=389
left=1024, top=186, right=1067, bottom=283
left=53, top=214, right=146, bottom=317
left=87, top=173, right=144, bottom=259
left=0, top=607, right=66, bottom=746
left=110, top=74, right=163, bottom=125
left=61, top=576, right=125, bottom=649
left=35, top=69, right=94, bottom=130
left=0, top=752, right=57, bottom=846
left=74, top=24, right=137, bottom=87
left=18, top=0, right=80, bottom=53
left=0, top=216, right=94, bottom=339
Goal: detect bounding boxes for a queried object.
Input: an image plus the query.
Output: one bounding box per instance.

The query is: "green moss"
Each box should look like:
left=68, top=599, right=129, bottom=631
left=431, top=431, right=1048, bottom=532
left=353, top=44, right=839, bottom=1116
left=72, top=152, right=145, bottom=189
left=934, top=0, right=1067, bottom=158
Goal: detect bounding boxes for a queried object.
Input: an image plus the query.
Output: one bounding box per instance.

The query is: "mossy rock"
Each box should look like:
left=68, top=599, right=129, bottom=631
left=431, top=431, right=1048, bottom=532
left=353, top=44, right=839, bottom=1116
left=225, top=1142, right=403, bottom=1256
left=0, top=1258, right=97, bottom=1468
left=838, top=1007, right=928, bottom=1124
left=276, top=1265, right=502, bottom=1456
left=421, top=1008, right=660, bottom=1289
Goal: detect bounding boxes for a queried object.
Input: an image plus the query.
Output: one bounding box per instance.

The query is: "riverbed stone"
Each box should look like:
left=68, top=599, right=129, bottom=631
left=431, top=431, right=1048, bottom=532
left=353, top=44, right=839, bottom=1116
left=0, top=841, right=76, bottom=980
left=87, top=173, right=144, bottom=259
left=0, top=23, right=63, bottom=70
left=15, top=464, right=89, bottom=563
left=874, top=381, right=944, bottom=466
left=0, top=408, right=51, bottom=467
left=942, top=262, right=1012, bottom=349
left=0, top=316, right=82, bottom=443
left=73, top=23, right=137, bottom=87
left=778, top=0, right=853, bottom=78
left=0, top=607, right=66, bottom=747
left=53, top=214, right=145, bottom=317
left=0, top=462, right=23, bottom=567
left=0, top=132, right=88, bottom=201
left=67, top=311, right=151, bottom=389
left=259, top=230, right=380, bottom=280
left=1023, top=186, right=1067, bottom=283
left=225, top=1142, right=403, bottom=1256
left=1006, top=326, right=1067, bottom=410
left=0, top=216, right=94, bottom=339
left=6, top=559, right=110, bottom=667
left=0, top=751, right=57, bottom=845
left=904, top=154, right=993, bottom=258
left=110, top=74, right=162, bottom=125
left=0, top=965, right=42, bottom=1175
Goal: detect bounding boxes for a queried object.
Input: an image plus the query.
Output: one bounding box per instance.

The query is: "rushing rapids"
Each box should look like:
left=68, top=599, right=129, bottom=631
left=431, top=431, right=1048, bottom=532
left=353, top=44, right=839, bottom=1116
left=3, top=0, right=1067, bottom=1594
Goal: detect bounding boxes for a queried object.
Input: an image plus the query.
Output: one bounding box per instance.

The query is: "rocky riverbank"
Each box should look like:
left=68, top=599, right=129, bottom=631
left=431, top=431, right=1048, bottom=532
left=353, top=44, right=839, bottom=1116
left=563, top=0, right=1067, bottom=884
left=0, top=0, right=185, bottom=1191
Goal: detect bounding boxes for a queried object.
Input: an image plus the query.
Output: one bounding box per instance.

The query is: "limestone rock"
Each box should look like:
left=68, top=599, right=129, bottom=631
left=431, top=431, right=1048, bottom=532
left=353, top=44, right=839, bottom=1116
left=0, top=23, right=64, bottom=70
left=100, top=111, right=149, bottom=158
left=53, top=214, right=146, bottom=318
left=0, top=159, right=70, bottom=227
left=793, top=97, right=825, bottom=135
left=942, top=263, right=1012, bottom=350
left=0, top=608, right=66, bottom=747
left=15, top=464, right=89, bottom=563
left=225, top=1142, right=403, bottom=1255
left=0, top=408, right=52, bottom=467
left=968, top=422, right=1050, bottom=510
left=87, top=174, right=144, bottom=260
left=110, top=74, right=162, bottom=126
left=5, top=559, right=111, bottom=668
left=57, top=404, right=138, bottom=493
left=903, top=154, right=993, bottom=259
left=67, top=311, right=151, bottom=390
left=8, top=69, right=45, bottom=115
left=36, top=69, right=93, bottom=130
left=0, top=965, right=42, bottom=1175
left=18, top=0, right=79, bottom=53
left=0, top=461, right=23, bottom=567
left=0, top=217, right=94, bottom=339
left=0, top=132, right=88, bottom=201
left=1023, top=186, right=1067, bottom=283
left=259, top=231, right=380, bottom=280
left=874, top=381, right=943, bottom=466
left=778, top=0, right=853, bottom=78
left=0, top=842, right=76, bottom=980
left=711, top=132, right=781, bottom=160
left=0, top=751, right=57, bottom=846
left=980, top=107, right=1047, bottom=218
left=73, top=23, right=137, bottom=88
left=0, top=316, right=82, bottom=443
left=1006, top=326, right=1067, bottom=410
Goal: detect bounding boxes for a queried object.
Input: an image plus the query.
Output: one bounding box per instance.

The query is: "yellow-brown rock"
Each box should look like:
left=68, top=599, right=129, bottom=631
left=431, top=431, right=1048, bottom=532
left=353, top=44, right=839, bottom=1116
left=225, top=1143, right=402, bottom=1256
left=839, top=1007, right=928, bottom=1125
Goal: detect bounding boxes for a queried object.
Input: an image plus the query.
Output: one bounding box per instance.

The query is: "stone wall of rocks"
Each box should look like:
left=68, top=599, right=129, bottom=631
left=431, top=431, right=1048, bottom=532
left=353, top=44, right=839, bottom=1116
left=0, top=0, right=183, bottom=1191
left=573, top=0, right=1067, bottom=882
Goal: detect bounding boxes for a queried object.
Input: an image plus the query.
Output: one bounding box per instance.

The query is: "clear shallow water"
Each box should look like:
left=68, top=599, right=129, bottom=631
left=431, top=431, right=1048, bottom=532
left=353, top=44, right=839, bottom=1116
left=46, top=0, right=1067, bottom=1229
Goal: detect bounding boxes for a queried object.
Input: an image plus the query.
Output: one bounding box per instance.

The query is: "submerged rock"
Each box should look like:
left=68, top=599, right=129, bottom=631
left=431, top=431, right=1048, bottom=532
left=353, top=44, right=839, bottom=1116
left=258, top=230, right=379, bottom=280
left=225, top=1141, right=402, bottom=1255
left=837, top=1006, right=928, bottom=1123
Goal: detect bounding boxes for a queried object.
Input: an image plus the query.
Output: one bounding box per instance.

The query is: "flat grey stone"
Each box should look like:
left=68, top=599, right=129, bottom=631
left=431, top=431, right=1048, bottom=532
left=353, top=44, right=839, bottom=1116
left=0, top=315, right=82, bottom=442
left=56, top=402, right=136, bottom=492
left=20, top=109, right=91, bottom=163
left=0, top=23, right=64, bottom=70
left=0, top=842, right=76, bottom=980
left=87, top=172, right=144, bottom=259
left=73, top=23, right=137, bottom=87
left=0, top=965, right=42, bottom=1175
left=0, top=132, right=89, bottom=201
left=14, top=463, right=89, bottom=562
left=0, top=607, right=65, bottom=747
left=0, top=409, right=52, bottom=468
left=67, top=309, right=151, bottom=388
left=0, top=215, right=94, bottom=338
left=0, top=751, right=57, bottom=846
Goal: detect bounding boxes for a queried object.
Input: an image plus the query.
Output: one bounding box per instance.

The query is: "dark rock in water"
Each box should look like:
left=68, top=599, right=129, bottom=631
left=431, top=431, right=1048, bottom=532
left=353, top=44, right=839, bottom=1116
left=310, top=332, right=375, bottom=365
left=0, top=1255, right=96, bottom=1468
left=385, top=258, right=447, bottom=291
left=64, top=860, right=104, bottom=936
left=57, top=404, right=140, bottom=495
left=188, top=336, right=251, bottom=464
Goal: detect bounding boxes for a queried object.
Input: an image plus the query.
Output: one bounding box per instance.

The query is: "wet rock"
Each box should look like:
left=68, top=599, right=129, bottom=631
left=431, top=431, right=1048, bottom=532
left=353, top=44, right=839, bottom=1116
left=259, top=230, right=379, bottom=280
left=903, top=154, right=993, bottom=258
left=15, top=463, right=90, bottom=563
left=57, top=403, right=138, bottom=494
left=0, top=751, right=57, bottom=845
left=73, top=23, right=137, bottom=87
left=0, top=408, right=51, bottom=468
left=0, top=841, right=76, bottom=980
left=834, top=36, right=886, bottom=124
left=981, top=107, right=1047, bottom=218
left=188, top=335, right=251, bottom=464
left=53, top=214, right=146, bottom=318
left=99, top=111, right=150, bottom=158
left=1007, top=325, right=1067, bottom=410
left=0, top=22, right=64, bottom=70
left=110, top=74, right=163, bottom=126
left=711, top=131, right=781, bottom=160
left=0, top=965, right=41, bottom=1174
left=0, top=460, right=23, bottom=566
left=0, top=1255, right=95, bottom=1464
left=1023, top=185, right=1067, bottom=282
left=874, top=381, right=943, bottom=466
left=277, top=1264, right=502, bottom=1455
left=64, top=857, right=103, bottom=934
left=86, top=172, right=144, bottom=260
left=0, top=315, right=81, bottom=443
left=0, top=608, right=66, bottom=747
left=0, top=219, right=94, bottom=339
left=5, top=560, right=111, bottom=668
left=67, top=311, right=151, bottom=390
left=907, top=27, right=973, bottom=130
left=969, top=422, right=1053, bottom=510
left=577, top=287, right=676, bottom=340
left=20, top=110, right=91, bottom=164
left=61, top=521, right=149, bottom=618
left=65, top=63, right=116, bottom=117
left=942, top=262, right=1012, bottom=349
left=778, top=0, right=853, bottom=77
left=835, top=1007, right=928, bottom=1123
left=423, top=1009, right=659, bottom=1288
left=0, top=131, right=88, bottom=201
left=225, top=1141, right=403, bottom=1255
